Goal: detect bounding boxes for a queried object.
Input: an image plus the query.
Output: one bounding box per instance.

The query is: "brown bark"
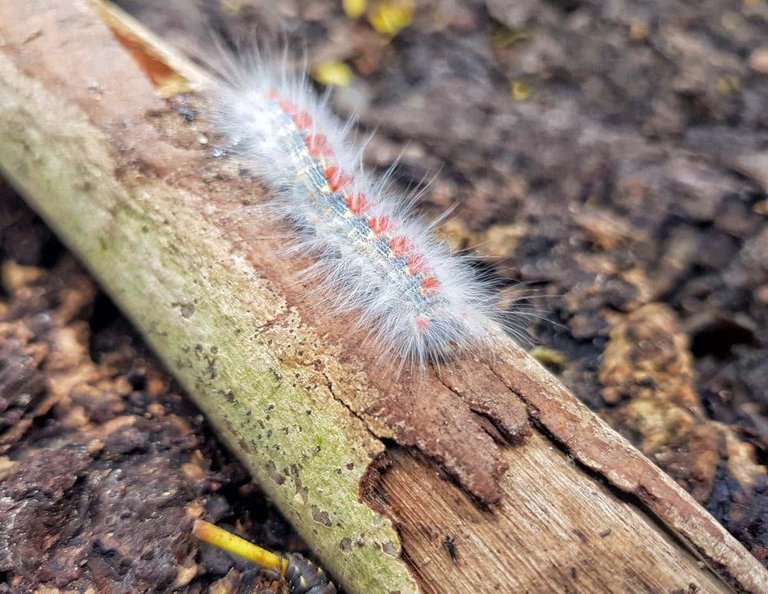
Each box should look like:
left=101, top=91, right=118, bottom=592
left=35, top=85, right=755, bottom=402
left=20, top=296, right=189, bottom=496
left=0, top=0, right=765, bottom=592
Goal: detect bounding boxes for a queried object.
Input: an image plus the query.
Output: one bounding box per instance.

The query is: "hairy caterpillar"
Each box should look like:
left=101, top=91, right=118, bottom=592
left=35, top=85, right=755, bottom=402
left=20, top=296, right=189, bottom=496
left=209, top=56, right=506, bottom=367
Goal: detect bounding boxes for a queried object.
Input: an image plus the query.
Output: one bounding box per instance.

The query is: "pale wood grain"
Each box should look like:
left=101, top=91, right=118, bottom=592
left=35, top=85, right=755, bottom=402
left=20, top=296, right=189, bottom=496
left=366, top=441, right=727, bottom=593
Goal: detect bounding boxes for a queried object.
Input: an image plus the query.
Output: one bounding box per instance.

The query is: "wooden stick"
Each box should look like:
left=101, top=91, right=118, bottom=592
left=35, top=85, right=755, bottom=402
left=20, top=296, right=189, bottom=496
left=0, top=1, right=765, bottom=592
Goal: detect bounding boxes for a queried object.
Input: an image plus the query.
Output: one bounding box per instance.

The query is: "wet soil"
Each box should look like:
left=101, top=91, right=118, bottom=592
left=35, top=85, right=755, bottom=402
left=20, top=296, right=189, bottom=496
left=1, top=0, right=767, bottom=590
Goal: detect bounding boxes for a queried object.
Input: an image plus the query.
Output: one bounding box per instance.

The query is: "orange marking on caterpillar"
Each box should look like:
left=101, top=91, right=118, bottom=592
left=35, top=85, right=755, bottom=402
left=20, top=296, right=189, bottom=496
left=345, top=193, right=369, bottom=215
left=415, top=317, right=429, bottom=331
left=325, top=166, right=351, bottom=192
left=407, top=254, right=428, bottom=274
left=421, top=276, right=441, bottom=293
left=367, top=215, right=389, bottom=235
left=390, top=236, right=411, bottom=256
left=292, top=111, right=313, bottom=130
left=278, top=99, right=298, bottom=115
left=265, top=89, right=279, bottom=100
left=307, top=134, right=333, bottom=158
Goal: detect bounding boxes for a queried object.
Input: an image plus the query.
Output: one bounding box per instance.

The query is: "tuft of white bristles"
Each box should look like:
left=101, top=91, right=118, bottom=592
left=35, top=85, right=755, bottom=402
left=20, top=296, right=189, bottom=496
left=208, top=54, right=509, bottom=367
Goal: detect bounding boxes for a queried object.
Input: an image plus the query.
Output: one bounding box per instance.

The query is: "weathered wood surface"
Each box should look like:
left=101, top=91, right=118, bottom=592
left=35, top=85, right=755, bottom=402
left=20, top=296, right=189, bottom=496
left=0, top=0, right=765, bottom=592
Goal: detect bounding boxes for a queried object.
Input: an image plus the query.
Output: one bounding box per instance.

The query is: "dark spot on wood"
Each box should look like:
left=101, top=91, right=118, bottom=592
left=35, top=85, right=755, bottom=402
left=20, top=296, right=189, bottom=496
left=311, top=505, right=332, bottom=527
left=339, top=537, right=352, bottom=551
left=442, top=536, right=458, bottom=563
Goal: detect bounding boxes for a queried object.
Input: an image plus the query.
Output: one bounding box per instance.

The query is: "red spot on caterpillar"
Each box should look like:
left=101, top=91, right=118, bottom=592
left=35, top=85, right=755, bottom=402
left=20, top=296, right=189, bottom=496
left=307, top=134, right=333, bottom=158
left=345, top=193, right=369, bottom=215
left=407, top=254, right=428, bottom=274
left=421, top=276, right=441, bottom=293
left=389, top=236, right=411, bottom=256
left=265, top=89, right=279, bottom=100
left=367, top=215, right=389, bottom=235
left=325, top=166, right=351, bottom=191
left=278, top=99, right=298, bottom=116
left=292, top=111, right=313, bottom=130
left=415, top=317, right=429, bottom=331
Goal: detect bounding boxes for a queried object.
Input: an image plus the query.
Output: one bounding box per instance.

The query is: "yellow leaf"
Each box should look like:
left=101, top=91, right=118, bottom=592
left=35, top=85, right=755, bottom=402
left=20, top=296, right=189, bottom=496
left=313, top=60, right=354, bottom=87
left=368, top=0, right=415, bottom=37
left=529, top=347, right=567, bottom=369
left=510, top=79, right=532, bottom=101
left=343, top=0, right=367, bottom=19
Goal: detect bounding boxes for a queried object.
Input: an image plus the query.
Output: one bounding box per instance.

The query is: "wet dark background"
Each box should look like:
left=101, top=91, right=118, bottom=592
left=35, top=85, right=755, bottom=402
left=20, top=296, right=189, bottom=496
left=1, top=0, right=766, bottom=590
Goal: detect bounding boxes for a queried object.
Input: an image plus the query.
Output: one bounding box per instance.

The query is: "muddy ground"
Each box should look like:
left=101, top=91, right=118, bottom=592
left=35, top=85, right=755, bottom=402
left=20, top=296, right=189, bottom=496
left=1, top=0, right=767, bottom=591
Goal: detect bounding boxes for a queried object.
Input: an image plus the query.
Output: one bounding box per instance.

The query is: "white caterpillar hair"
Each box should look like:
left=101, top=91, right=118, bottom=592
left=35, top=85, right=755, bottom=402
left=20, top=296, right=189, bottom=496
left=207, top=51, right=511, bottom=367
